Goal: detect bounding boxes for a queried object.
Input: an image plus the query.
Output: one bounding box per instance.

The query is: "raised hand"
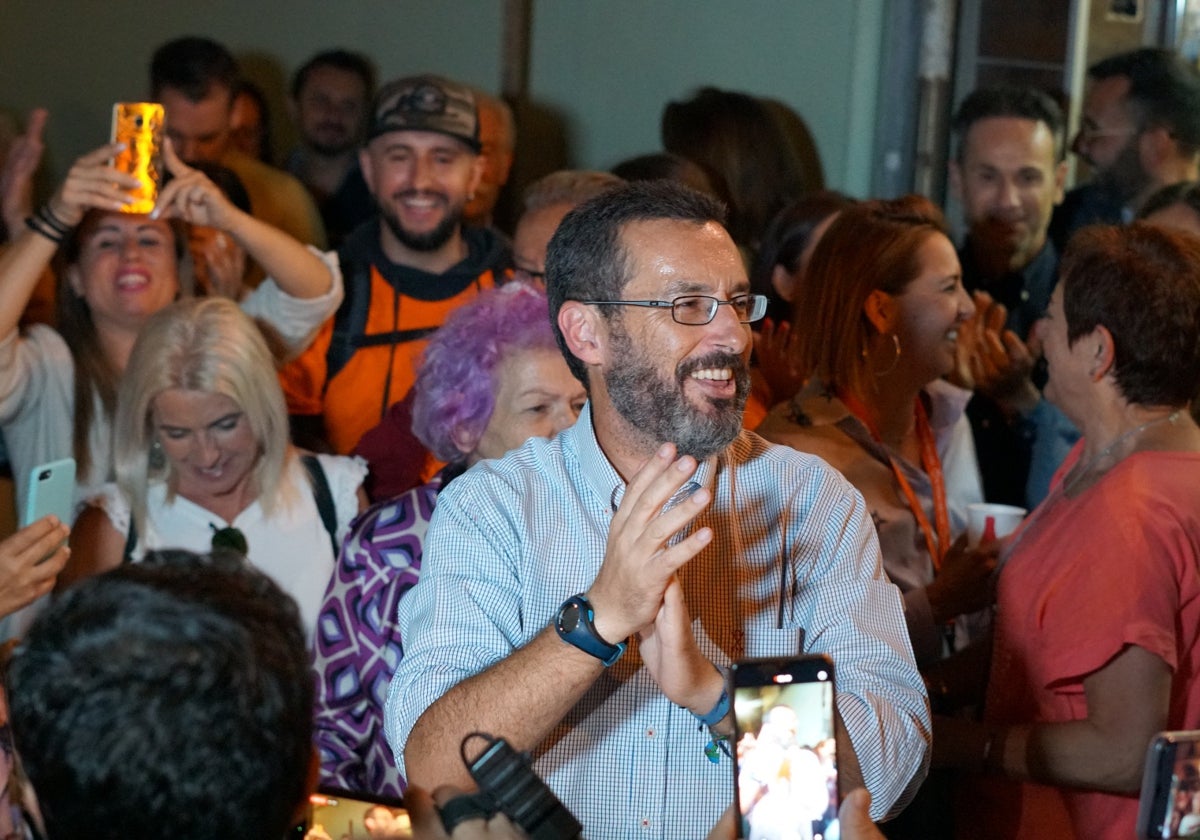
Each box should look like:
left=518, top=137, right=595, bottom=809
left=753, top=317, right=805, bottom=405
left=586, top=442, right=713, bottom=645
left=1, top=107, right=48, bottom=239
left=152, top=137, right=242, bottom=231
left=639, top=575, right=723, bottom=713
left=46, top=144, right=141, bottom=227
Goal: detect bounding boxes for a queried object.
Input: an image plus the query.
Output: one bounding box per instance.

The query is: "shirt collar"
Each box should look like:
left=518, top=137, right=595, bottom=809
left=569, top=402, right=715, bottom=513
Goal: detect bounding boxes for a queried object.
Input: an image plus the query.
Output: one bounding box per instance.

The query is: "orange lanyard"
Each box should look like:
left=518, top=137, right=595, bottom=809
left=839, top=391, right=951, bottom=571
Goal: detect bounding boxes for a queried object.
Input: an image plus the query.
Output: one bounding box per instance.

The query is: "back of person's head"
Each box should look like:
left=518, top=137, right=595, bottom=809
left=290, top=48, right=376, bottom=100
left=610, top=152, right=723, bottom=201
left=952, top=85, right=1066, bottom=161
left=661, top=86, right=805, bottom=248
left=751, top=191, right=856, bottom=324
left=796, top=195, right=949, bottom=397
left=545, top=179, right=726, bottom=383
left=522, top=170, right=624, bottom=215
left=1088, top=47, right=1200, bottom=154
left=412, top=282, right=559, bottom=461
left=1059, top=222, right=1200, bottom=407
left=113, top=297, right=291, bottom=530
left=7, top=551, right=313, bottom=840
left=150, top=36, right=239, bottom=102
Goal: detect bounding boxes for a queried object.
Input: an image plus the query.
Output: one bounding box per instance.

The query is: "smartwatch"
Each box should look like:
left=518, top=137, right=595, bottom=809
left=555, top=593, right=626, bottom=666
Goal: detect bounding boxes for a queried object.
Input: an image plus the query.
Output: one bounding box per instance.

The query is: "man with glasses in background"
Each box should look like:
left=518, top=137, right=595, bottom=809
left=1050, top=47, right=1200, bottom=250
left=386, top=181, right=929, bottom=837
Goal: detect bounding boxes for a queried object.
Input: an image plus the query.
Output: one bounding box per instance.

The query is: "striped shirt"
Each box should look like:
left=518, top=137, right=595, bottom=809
left=386, top=406, right=929, bottom=838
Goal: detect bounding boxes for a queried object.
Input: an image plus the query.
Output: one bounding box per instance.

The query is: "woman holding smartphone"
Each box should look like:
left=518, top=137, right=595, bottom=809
left=0, top=131, right=341, bottom=519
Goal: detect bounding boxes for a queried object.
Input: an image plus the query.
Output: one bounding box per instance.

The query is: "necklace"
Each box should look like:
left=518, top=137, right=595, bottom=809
left=1062, top=410, right=1182, bottom=496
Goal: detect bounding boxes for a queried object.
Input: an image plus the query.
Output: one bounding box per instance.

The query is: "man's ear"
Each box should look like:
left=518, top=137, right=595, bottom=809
left=359, top=146, right=376, bottom=195
left=558, top=301, right=605, bottom=369
left=863, top=289, right=896, bottom=335
left=1138, top=124, right=1175, bottom=173
left=771, top=264, right=796, bottom=303
left=1052, top=159, right=1068, bottom=206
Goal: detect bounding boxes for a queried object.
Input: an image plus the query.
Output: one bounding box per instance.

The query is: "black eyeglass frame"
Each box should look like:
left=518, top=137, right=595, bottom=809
left=575, top=293, right=768, bottom=325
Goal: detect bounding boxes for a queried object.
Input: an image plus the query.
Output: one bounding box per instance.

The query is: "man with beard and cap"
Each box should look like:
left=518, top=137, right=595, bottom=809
left=281, top=74, right=510, bottom=480
left=1049, top=47, right=1200, bottom=251
left=385, top=181, right=929, bottom=837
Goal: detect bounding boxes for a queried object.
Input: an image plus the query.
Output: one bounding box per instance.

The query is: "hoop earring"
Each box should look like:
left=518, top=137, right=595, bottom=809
left=875, top=333, right=901, bottom=377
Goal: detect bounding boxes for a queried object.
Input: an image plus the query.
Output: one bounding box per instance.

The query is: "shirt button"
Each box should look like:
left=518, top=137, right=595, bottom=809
left=640, top=818, right=651, bottom=830
left=645, top=728, right=656, bottom=738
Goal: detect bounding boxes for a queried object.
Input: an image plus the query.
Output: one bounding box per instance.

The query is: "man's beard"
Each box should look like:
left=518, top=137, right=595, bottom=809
left=379, top=192, right=463, bottom=252
left=604, top=321, right=750, bottom=460
left=1095, top=139, right=1149, bottom=204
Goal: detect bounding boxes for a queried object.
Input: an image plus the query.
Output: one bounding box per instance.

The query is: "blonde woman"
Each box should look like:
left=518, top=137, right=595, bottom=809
left=63, top=297, right=366, bottom=639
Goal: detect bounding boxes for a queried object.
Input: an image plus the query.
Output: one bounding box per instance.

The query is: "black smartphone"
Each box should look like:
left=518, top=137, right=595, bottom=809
left=731, top=655, right=838, bottom=840
left=290, top=786, right=410, bottom=839
left=1137, top=730, right=1200, bottom=839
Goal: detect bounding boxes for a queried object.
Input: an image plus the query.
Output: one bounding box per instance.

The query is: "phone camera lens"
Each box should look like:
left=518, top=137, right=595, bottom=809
left=135, top=115, right=144, bottom=128
left=38, top=470, right=50, bottom=481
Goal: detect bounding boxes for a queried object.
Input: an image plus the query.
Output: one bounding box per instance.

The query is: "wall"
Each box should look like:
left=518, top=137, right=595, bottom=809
left=0, top=0, right=885, bottom=197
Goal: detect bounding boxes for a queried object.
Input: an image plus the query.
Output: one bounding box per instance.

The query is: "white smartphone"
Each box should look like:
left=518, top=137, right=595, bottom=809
left=732, top=655, right=838, bottom=840
left=1137, top=730, right=1200, bottom=839
left=23, top=457, right=76, bottom=529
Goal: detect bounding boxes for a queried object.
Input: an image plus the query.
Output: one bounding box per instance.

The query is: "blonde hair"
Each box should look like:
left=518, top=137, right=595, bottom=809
left=113, top=297, right=294, bottom=538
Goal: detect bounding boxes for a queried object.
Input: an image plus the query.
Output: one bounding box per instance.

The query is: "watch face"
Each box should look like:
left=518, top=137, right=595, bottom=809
left=559, top=601, right=582, bottom=633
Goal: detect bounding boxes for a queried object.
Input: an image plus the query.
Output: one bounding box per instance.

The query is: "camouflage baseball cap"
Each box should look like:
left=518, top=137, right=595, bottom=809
left=368, top=74, right=481, bottom=152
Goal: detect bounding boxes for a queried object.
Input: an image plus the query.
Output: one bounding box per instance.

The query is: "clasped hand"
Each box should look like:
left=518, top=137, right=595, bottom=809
left=585, top=443, right=723, bottom=712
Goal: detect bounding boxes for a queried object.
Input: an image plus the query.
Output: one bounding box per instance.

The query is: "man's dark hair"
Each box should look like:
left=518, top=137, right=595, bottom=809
left=150, top=36, right=239, bottom=101
left=952, top=85, right=1066, bottom=162
left=7, top=550, right=313, bottom=840
left=1060, top=222, right=1200, bottom=407
left=1089, top=47, right=1200, bottom=154
left=291, top=49, right=376, bottom=100
left=545, top=179, right=727, bottom=383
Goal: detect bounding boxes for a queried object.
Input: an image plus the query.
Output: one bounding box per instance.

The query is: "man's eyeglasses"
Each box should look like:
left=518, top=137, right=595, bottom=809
left=576, top=293, right=768, bottom=325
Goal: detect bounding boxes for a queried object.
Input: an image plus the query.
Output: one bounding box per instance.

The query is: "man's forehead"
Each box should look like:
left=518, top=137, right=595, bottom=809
left=617, top=217, right=746, bottom=292
left=963, top=116, right=1058, bottom=163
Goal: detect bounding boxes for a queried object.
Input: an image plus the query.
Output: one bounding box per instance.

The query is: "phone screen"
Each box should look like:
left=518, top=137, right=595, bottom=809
left=732, top=656, right=838, bottom=840
left=110, top=102, right=164, bottom=215
left=1139, top=731, right=1200, bottom=839
left=292, top=787, right=412, bottom=839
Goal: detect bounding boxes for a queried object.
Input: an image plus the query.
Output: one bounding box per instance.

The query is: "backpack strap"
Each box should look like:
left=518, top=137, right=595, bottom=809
left=324, top=255, right=374, bottom=387
left=302, top=454, right=339, bottom=558
left=122, top=514, right=137, bottom=565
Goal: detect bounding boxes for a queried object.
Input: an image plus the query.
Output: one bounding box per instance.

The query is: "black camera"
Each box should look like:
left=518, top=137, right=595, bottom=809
left=450, top=733, right=582, bottom=840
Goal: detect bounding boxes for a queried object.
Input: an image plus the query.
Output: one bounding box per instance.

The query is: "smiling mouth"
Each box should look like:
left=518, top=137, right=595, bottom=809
left=116, top=270, right=150, bottom=290
left=691, top=367, right=733, bottom=381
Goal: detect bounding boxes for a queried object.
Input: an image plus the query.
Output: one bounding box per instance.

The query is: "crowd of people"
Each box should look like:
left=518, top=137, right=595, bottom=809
left=0, top=31, right=1198, bottom=840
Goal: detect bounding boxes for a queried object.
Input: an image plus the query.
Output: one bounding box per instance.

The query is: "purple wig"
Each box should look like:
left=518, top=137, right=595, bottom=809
left=412, top=282, right=561, bottom=462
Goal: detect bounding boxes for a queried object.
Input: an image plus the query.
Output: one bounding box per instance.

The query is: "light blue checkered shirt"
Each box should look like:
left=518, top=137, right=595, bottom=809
left=386, top=406, right=930, bottom=839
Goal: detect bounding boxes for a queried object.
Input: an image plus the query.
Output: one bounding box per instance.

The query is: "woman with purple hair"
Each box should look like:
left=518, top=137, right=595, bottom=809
left=310, top=281, right=587, bottom=797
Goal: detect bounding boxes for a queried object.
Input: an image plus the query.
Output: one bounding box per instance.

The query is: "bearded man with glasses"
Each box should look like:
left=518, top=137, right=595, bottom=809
left=386, top=180, right=929, bottom=838
left=1050, top=47, right=1200, bottom=251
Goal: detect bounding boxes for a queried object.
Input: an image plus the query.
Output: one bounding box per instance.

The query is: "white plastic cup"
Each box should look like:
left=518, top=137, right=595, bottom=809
left=966, top=503, right=1027, bottom=547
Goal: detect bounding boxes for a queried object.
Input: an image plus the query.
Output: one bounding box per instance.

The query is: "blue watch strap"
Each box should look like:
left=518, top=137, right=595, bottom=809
left=555, top=594, right=626, bottom=666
